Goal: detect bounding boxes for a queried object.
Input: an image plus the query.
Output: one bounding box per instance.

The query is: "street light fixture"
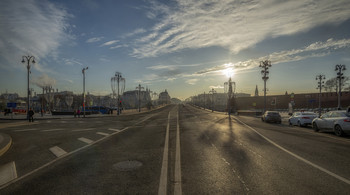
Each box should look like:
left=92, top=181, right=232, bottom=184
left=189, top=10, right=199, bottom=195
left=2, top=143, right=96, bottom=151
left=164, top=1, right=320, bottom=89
left=136, top=84, right=144, bottom=112
left=335, top=64, right=346, bottom=110
left=316, top=74, right=325, bottom=117
left=209, top=88, right=217, bottom=112
left=22, top=55, right=35, bottom=121
left=82, top=67, right=88, bottom=117
left=111, top=72, right=125, bottom=115
left=224, top=78, right=236, bottom=115
left=259, top=60, right=271, bottom=113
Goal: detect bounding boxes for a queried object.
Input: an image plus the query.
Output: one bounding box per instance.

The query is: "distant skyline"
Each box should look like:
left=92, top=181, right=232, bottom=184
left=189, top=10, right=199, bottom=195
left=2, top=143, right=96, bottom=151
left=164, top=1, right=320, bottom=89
left=1, top=0, right=350, bottom=100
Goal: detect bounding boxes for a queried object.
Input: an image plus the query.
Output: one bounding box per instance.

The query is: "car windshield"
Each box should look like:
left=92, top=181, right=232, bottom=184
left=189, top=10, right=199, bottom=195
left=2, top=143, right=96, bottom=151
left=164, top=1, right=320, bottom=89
left=1, top=0, right=350, bottom=194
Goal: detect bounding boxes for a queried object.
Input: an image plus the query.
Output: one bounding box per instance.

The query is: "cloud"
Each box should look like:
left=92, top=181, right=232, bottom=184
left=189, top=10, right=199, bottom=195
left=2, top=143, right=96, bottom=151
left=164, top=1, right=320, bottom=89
left=186, top=79, right=198, bottom=85
left=86, top=36, right=104, bottom=43
left=209, top=85, right=224, bottom=89
left=123, top=28, right=147, bottom=38
left=0, top=0, right=73, bottom=71
left=195, top=38, right=350, bottom=76
left=100, top=40, right=119, bottom=47
left=132, top=0, right=350, bottom=58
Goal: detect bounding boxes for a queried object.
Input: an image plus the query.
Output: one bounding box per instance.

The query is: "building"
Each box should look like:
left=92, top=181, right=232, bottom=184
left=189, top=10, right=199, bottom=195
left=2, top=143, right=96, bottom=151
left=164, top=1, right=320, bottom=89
left=158, top=90, right=171, bottom=105
left=122, top=89, right=152, bottom=109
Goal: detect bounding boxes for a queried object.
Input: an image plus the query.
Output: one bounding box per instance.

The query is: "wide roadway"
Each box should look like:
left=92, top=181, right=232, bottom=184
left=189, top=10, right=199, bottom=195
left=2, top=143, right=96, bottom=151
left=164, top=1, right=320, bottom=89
left=0, top=104, right=350, bottom=194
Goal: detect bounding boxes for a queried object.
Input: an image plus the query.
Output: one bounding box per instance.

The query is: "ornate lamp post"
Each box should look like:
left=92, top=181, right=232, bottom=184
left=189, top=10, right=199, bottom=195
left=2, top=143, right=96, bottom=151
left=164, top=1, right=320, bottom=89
left=111, top=72, right=125, bottom=115
left=82, top=67, right=88, bottom=117
left=209, top=88, right=217, bottom=112
left=316, top=74, right=325, bottom=117
left=335, top=64, right=346, bottom=110
left=259, top=60, right=271, bottom=113
left=136, top=84, right=144, bottom=112
left=22, top=56, right=35, bottom=120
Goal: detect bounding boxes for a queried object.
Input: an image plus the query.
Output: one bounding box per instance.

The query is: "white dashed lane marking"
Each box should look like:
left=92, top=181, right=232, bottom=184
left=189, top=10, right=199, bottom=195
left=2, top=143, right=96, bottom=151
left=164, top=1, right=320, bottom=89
left=96, top=132, right=109, bottom=136
left=108, top=128, right=121, bottom=132
left=49, top=146, right=67, bottom=157
left=78, top=137, right=94, bottom=144
left=0, top=161, right=17, bottom=186
left=72, top=128, right=96, bottom=132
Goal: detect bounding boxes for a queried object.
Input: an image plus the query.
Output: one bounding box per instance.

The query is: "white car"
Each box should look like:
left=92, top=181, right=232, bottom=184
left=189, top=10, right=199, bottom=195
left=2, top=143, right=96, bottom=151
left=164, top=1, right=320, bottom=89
left=289, top=112, right=318, bottom=127
left=312, top=110, right=350, bottom=136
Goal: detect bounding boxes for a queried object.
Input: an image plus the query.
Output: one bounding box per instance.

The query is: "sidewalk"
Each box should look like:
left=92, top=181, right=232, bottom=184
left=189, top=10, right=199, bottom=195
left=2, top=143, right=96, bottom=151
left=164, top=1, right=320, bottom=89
left=0, top=105, right=168, bottom=157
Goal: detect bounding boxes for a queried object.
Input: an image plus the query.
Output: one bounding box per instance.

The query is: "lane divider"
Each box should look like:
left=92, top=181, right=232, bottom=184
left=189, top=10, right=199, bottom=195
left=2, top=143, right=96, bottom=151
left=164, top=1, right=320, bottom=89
left=78, top=137, right=93, bottom=144
left=158, top=111, right=170, bottom=195
left=174, top=110, right=182, bottom=195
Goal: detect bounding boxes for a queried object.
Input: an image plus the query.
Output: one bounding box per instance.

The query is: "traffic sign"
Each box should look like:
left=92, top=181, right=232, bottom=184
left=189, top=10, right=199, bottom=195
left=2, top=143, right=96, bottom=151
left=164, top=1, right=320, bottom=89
left=7, top=102, right=16, bottom=108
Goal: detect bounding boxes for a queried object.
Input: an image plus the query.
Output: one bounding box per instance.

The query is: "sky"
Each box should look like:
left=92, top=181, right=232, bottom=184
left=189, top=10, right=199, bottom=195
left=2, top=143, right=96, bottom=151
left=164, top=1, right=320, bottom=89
left=1, top=0, right=350, bottom=100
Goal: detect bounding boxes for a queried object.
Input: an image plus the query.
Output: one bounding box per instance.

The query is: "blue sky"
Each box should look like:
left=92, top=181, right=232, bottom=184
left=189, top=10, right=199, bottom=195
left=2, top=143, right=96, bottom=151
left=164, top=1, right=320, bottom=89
left=1, top=0, right=350, bottom=100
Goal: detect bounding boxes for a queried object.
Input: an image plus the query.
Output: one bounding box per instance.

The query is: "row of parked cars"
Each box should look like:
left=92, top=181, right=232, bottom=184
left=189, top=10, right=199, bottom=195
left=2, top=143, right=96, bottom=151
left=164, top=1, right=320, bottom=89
left=261, top=108, right=350, bottom=137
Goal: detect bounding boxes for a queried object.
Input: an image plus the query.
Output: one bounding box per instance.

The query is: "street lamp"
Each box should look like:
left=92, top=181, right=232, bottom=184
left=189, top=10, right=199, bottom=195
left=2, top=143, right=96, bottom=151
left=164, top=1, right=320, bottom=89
left=316, top=74, right=325, bottom=117
left=209, top=88, right=217, bottom=112
left=259, top=60, right=271, bottom=113
left=22, top=55, right=35, bottom=121
left=82, top=67, right=88, bottom=117
left=335, top=64, right=346, bottom=110
left=224, top=78, right=236, bottom=115
left=111, top=72, right=125, bottom=115
left=136, top=84, right=144, bottom=112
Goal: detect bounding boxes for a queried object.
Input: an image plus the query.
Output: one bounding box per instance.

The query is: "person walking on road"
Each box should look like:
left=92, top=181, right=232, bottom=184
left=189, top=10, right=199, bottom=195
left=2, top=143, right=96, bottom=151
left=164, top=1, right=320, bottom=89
left=28, top=109, right=34, bottom=122
left=77, top=109, right=81, bottom=118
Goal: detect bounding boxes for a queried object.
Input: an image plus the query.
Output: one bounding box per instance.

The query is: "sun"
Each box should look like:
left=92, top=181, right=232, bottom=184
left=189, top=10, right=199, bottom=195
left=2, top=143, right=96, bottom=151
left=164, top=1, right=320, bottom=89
left=222, top=67, right=235, bottom=78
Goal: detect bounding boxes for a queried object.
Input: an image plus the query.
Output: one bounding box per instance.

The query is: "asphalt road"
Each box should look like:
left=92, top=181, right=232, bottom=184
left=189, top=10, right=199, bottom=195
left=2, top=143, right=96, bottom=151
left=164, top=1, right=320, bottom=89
left=0, top=104, right=350, bottom=194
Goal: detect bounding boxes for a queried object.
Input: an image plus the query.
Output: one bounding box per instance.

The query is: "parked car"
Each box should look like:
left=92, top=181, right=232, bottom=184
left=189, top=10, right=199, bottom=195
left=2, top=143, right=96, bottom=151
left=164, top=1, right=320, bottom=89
left=312, top=110, right=350, bottom=136
left=261, top=111, right=281, bottom=123
left=289, top=112, right=318, bottom=127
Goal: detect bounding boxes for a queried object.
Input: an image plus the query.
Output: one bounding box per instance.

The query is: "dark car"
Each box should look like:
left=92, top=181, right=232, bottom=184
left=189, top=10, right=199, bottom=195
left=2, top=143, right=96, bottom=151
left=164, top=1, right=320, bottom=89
left=262, top=111, right=282, bottom=123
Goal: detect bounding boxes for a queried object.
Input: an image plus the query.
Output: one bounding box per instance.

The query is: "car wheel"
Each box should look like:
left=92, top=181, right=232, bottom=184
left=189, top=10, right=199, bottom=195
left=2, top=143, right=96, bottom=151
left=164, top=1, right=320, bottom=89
left=313, top=122, right=319, bottom=132
left=334, top=125, right=344, bottom=137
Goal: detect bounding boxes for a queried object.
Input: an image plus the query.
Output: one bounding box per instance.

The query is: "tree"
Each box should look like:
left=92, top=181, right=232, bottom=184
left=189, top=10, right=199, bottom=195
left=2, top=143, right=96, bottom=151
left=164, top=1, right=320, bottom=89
left=324, top=77, right=350, bottom=92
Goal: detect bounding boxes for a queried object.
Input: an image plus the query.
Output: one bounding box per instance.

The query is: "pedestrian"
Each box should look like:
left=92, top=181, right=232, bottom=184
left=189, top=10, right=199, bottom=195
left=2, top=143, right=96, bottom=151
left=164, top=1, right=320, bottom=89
left=77, top=109, right=81, bottom=118
left=28, top=109, right=34, bottom=122
left=74, top=109, right=77, bottom=118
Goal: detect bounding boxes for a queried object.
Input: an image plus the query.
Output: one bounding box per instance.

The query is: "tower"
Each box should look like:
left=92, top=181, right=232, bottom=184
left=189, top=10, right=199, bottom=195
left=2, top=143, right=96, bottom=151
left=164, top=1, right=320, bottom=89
left=254, top=85, right=259, bottom=97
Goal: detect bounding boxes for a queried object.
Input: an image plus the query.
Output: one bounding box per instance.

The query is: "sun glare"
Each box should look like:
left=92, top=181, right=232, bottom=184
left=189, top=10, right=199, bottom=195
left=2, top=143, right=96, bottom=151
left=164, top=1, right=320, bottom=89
left=222, top=67, right=235, bottom=78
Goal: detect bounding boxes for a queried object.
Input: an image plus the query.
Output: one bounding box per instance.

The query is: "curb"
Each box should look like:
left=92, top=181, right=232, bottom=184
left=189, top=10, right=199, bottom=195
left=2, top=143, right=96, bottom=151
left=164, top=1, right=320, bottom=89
left=0, top=133, right=12, bottom=157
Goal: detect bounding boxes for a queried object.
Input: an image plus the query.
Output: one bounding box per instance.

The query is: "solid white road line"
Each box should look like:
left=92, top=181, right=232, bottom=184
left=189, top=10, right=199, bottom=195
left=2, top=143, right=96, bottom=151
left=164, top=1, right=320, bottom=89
left=158, top=112, right=170, bottom=195
left=0, top=161, right=17, bottom=186
left=174, top=110, right=182, bottom=195
left=72, top=128, right=96, bottom=132
left=49, top=146, right=67, bottom=157
left=234, top=117, right=350, bottom=185
left=42, top=129, right=65, bottom=132
left=78, top=137, right=93, bottom=144
left=96, top=132, right=109, bottom=136
left=13, top=129, right=38, bottom=132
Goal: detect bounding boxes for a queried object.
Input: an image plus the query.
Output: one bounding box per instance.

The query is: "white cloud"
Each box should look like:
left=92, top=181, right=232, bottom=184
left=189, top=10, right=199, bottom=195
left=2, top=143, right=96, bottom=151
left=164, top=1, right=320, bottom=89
left=100, top=40, right=119, bottom=47
left=209, top=85, right=224, bottom=90
left=0, top=0, right=72, bottom=71
left=86, top=36, right=104, bottom=43
left=132, top=0, right=350, bottom=58
left=195, top=38, right=350, bottom=76
left=186, top=79, right=198, bottom=85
